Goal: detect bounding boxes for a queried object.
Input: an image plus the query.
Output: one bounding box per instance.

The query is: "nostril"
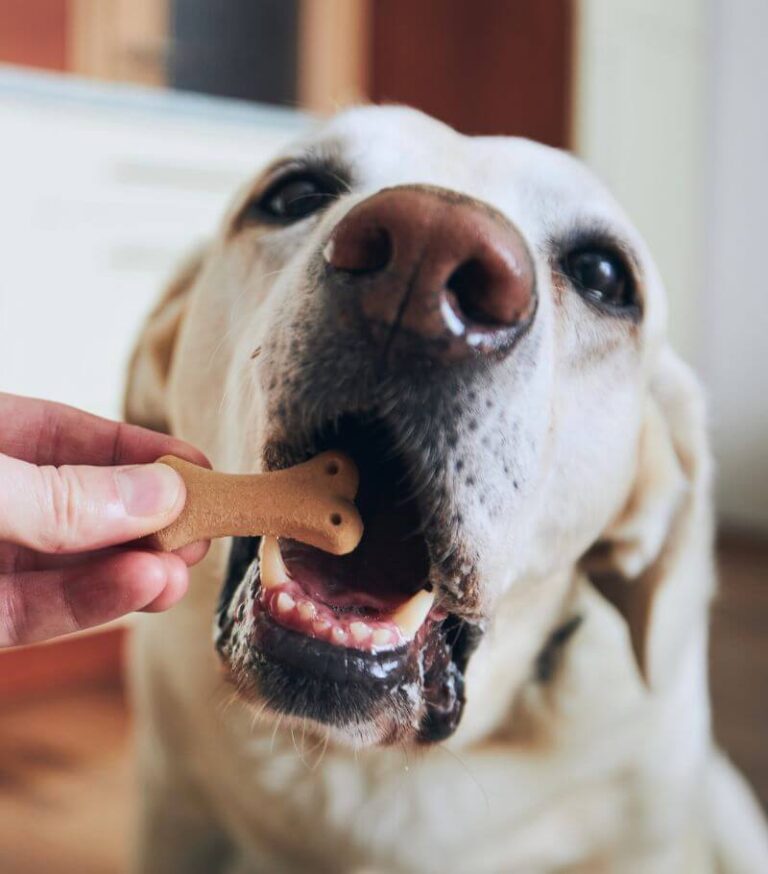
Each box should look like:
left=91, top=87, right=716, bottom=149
left=447, top=259, right=508, bottom=327
left=325, top=224, right=392, bottom=274
left=446, top=253, right=533, bottom=329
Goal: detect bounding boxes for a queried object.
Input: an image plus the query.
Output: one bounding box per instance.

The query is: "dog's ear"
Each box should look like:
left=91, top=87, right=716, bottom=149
left=582, top=347, right=713, bottom=682
left=124, top=248, right=206, bottom=432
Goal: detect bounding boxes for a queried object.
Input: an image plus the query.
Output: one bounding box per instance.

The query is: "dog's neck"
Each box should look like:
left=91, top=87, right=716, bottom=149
left=446, top=566, right=581, bottom=748
left=533, top=614, right=584, bottom=684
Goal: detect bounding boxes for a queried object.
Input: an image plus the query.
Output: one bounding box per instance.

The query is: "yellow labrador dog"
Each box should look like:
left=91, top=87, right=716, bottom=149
left=125, top=106, right=768, bottom=873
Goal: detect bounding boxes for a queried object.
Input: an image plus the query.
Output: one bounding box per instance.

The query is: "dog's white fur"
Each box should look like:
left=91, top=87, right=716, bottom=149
left=125, top=107, right=768, bottom=873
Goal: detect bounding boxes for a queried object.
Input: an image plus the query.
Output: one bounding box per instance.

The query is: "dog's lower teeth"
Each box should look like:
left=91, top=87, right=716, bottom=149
left=257, top=536, right=435, bottom=650
left=276, top=592, right=295, bottom=614
left=350, top=621, right=371, bottom=644
left=313, top=618, right=331, bottom=635
left=297, top=600, right=316, bottom=621
left=372, top=628, right=394, bottom=648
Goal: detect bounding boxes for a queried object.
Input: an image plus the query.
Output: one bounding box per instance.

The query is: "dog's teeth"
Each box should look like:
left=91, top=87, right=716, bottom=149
left=349, top=621, right=371, bottom=644
left=390, top=589, right=435, bottom=640
left=313, top=618, right=331, bottom=636
left=259, top=537, right=290, bottom=590
left=297, top=600, right=316, bottom=621
left=275, top=592, right=295, bottom=614
left=331, top=627, right=348, bottom=645
left=372, top=628, right=394, bottom=648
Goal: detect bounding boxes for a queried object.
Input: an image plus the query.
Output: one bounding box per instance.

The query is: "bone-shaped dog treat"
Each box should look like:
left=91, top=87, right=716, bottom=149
left=149, top=451, right=363, bottom=555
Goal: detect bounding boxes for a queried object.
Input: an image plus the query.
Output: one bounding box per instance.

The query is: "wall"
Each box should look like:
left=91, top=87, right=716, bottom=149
left=575, top=0, right=768, bottom=530
left=0, top=70, right=308, bottom=419
left=574, top=0, right=707, bottom=367
left=702, top=0, right=768, bottom=529
left=369, top=0, right=572, bottom=145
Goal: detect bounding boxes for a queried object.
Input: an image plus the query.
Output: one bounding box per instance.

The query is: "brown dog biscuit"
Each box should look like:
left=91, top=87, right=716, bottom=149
left=149, top=451, right=363, bottom=555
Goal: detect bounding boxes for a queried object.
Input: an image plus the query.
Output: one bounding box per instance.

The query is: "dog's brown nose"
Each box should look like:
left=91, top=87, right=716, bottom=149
left=324, top=185, right=536, bottom=362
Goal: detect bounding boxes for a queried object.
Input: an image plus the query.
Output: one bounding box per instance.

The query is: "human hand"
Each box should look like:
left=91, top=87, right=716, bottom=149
left=0, top=393, right=210, bottom=647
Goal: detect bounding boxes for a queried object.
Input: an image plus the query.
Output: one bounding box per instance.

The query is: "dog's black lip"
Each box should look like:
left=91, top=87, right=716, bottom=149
left=252, top=611, right=410, bottom=686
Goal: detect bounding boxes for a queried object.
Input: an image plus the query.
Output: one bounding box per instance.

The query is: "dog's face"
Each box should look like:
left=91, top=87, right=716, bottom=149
left=164, top=106, right=669, bottom=747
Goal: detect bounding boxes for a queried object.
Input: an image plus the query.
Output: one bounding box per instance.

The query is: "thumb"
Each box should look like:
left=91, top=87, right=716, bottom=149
left=0, top=453, right=185, bottom=553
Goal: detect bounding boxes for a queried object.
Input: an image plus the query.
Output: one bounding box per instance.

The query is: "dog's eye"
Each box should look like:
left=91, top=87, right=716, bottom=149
left=563, top=248, right=637, bottom=314
left=256, top=172, right=341, bottom=223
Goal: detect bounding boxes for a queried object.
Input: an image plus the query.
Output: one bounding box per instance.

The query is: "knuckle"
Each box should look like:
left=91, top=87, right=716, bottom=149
left=36, top=465, right=84, bottom=552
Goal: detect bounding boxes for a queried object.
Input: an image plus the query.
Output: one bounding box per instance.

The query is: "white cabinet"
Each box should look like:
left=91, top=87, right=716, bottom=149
left=0, top=69, right=308, bottom=419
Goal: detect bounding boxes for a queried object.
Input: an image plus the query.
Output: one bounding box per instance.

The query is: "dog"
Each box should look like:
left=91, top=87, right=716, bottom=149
left=124, top=106, right=768, bottom=873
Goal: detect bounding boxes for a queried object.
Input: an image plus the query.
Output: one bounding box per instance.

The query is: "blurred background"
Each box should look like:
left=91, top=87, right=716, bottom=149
left=0, top=1, right=765, bottom=871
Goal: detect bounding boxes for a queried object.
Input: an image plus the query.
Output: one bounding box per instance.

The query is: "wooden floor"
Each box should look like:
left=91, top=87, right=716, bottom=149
left=0, top=685, right=133, bottom=874
left=0, top=535, right=766, bottom=873
left=710, top=532, right=768, bottom=807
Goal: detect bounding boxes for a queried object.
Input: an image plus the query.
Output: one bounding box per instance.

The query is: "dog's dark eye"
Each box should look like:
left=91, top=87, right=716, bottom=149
left=563, top=248, right=637, bottom=314
left=257, top=172, right=341, bottom=223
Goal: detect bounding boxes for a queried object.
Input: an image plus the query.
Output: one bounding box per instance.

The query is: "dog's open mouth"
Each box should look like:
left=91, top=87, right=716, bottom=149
left=259, top=414, right=438, bottom=650
left=257, top=536, right=440, bottom=653
left=217, top=415, right=481, bottom=743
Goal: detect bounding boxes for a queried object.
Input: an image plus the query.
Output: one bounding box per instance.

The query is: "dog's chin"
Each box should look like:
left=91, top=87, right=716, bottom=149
left=213, top=414, right=483, bottom=746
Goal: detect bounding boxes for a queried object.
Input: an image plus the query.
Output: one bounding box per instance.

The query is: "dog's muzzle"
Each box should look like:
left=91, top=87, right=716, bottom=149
left=214, top=185, right=535, bottom=744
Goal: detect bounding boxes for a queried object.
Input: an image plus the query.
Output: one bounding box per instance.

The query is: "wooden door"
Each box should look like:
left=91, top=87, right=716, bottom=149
left=369, top=0, right=573, bottom=145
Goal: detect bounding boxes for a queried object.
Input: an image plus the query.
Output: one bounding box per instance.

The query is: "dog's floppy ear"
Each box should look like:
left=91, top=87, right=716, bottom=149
left=124, top=248, right=206, bottom=432
left=582, top=348, right=713, bottom=682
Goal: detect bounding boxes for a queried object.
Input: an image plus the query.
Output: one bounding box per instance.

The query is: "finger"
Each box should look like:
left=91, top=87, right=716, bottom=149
left=0, top=393, right=210, bottom=468
left=172, top=540, right=211, bottom=566
left=0, top=454, right=186, bottom=553
left=139, top=558, right=190, bottom=613
left=0, top=543, right=130, bottom=573
left=1, top=539, right=210, bottom=573
left=133, top=535, right=211, bottom=567
left=0, top=551, right=189, bottom=648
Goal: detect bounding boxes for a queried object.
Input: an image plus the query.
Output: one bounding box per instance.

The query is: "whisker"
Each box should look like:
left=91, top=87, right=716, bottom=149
left=270, top=713, right=285, bottom=754
left=310, top=729, right=331, bottom=771
left=434, top=743, right=490, bottom=814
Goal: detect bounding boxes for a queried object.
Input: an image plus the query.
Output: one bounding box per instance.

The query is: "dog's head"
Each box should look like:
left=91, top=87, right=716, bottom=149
left=126, top=106, right=707, bottom=747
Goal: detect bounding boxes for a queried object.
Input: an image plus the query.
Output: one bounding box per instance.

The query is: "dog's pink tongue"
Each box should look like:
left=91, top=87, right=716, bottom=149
left=258, top=536, right=438, bottom=649
left=279, top=536, right=416, bottom=613
left=278, top=478, right=428, bottom=611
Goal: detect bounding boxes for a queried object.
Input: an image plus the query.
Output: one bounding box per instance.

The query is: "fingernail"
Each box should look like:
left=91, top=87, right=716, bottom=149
left=116, top=464, right=184, bottom=517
